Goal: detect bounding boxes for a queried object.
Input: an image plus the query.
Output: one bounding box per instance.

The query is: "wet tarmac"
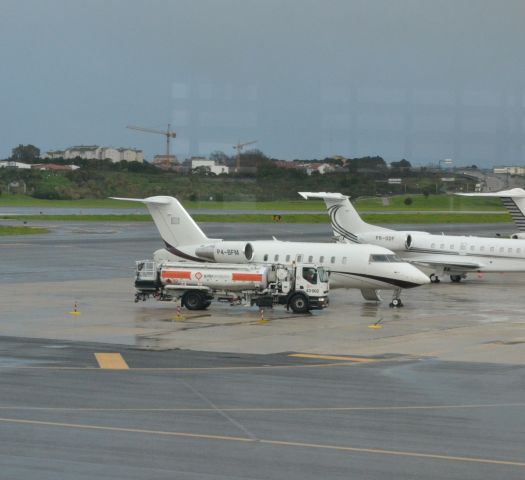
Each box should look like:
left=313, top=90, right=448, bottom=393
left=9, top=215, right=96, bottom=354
left=1, top=220, right=525, bottom=479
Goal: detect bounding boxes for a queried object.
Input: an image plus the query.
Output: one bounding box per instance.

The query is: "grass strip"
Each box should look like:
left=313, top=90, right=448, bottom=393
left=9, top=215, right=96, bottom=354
left=0, top=226, right=49, bottom=235
left=0, top=194, right=507, bottom=211
left=1, top=213, right=512, bottom=224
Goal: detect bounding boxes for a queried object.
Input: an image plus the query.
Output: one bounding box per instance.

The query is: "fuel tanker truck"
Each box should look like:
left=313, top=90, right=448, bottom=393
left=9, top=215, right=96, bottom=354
left=134, top=260, right=329, bottom=314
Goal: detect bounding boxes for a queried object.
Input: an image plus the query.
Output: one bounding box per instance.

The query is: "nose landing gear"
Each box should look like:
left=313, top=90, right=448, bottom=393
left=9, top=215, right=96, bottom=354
left=389, top=289, right=404, bottom=308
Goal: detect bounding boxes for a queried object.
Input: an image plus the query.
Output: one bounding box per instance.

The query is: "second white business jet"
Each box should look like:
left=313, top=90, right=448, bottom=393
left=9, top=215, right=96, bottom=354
left=300, top=191, right=525, bottom=283
left=112, top=195, right=429, bottom=306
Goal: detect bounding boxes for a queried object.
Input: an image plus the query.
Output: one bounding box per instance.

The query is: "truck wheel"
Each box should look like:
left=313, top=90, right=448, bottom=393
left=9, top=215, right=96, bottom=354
left=289, top=293, right=309, bottom=314
left=182, top=291, right=205, bottom=310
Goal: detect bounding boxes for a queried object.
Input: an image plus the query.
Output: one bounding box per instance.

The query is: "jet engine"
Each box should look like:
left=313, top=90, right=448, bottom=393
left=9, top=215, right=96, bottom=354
left=511, top=232, right=525, bottom=239
left=195, top=242, right=254, bottom=262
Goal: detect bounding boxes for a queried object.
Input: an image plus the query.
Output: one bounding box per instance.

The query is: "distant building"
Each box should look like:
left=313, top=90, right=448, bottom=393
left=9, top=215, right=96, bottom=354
left=152, top=154, right=178, bottom=170
left=493, top=166, right=525, bottom=175
left=31, top=163, right=80, bottom=171
left=191, top=157, right=229, bottom=175
left=0, top=161, right=31, bottom=169
left=305, top=163, right=335, bottom=175
left=43, top=146, right=144, bottom=163
left=274, top=160, right=300, bottom=170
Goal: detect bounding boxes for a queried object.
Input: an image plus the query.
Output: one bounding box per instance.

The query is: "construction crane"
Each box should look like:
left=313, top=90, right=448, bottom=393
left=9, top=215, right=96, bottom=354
left=233, top=140, right=258, bottom=172
left=127, top=124, right=177, bottom=160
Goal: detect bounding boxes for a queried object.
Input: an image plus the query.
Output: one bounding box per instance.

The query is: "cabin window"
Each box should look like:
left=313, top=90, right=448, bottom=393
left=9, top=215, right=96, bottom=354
left=460, top=243, right=467, bottom=250
left=517, top=248, right=521, bottom=254
left=296, top=254, right=303, bottom=262
left=308, top=255, right=313, bottom=263
left=500, top=247, right=504, bottom=253
left=470, top=245, right=475, bottom=251
left=342, top=256, right=347, bottom=264
left=480, top=246, right=484, bottom=252
left=508, top=248, right=513, bottom=253
left=431, top=243, right=435, bottom=249
left=319, top=255, right=324, bottom=263
left=450, top=244, right=454, bottom=250
left=285, top=254, right=291, bottom=262
left=274, top=254, right=279, bottom=262
left=490, top=246, right=495, bottom=252
left=330, top=256, right=336, bottom=264
left=440, top=244, right=445, bottom=250
left=263, top=254, right=269, bottom=261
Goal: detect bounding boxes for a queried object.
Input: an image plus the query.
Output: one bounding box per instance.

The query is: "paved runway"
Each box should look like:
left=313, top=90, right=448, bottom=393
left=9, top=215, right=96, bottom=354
left=1, top=220, right=525, bottom=479
left=1, top=336, right=525, bottom=479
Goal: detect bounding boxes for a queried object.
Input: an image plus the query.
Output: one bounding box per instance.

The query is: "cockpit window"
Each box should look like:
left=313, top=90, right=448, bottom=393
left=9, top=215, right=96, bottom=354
left=369, top=254, right=403, bottom=263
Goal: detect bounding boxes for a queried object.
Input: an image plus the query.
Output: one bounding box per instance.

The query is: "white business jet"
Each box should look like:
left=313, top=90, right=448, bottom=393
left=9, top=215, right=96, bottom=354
left=112, top=196, right=429, bottom=306
left=458, top=188, right=525, bottom=237
left=300, top=191, right=525, bottom=283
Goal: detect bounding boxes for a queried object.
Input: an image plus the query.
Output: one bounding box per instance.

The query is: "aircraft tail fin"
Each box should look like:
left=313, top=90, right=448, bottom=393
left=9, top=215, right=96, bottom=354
left=298, top=192, right=386, bottom=242
left=111, top=196, right=210, bottom=246
left=457, top=188, right=525, bottom=231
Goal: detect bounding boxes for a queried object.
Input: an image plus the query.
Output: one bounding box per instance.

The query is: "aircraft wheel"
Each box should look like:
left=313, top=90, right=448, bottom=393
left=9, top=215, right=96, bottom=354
left=450, top=275, right=462, bottom=283
left=182, top=291, right=205, bottom=310
left=430, top=274, right=440, bottom=284
left=289, top=293, right=309, bottom=314
left=390, top=298, right=402, bottom=308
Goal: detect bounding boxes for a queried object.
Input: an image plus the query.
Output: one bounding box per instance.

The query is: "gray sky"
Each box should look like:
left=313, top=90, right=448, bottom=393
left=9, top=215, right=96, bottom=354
left=1, top=0, right=524, bottom=166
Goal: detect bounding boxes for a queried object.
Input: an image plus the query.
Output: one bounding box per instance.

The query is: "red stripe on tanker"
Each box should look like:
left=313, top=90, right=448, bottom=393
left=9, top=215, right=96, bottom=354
left=231, top=273, right=263, bottom=282
left=161, top=270, right=192, bottom=279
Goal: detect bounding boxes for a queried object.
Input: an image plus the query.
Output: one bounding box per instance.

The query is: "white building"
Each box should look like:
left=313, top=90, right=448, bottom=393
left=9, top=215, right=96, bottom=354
left=303, top=163, right=336, bottom=175
left=493, top=166, right=525, bottom=175
left=191, top=157, right=229, bottom=175
left=0, top=161, right=31, bottom=169
left=43, top=146, right=144, bottom=163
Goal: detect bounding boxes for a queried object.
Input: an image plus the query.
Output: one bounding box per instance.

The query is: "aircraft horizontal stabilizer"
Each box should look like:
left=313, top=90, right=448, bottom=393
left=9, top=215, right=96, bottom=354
left=298, top=192, right=349, bottom=200
left=456, top=188, right=525, bottom=198
left=110, top=196, right=172, bottom=205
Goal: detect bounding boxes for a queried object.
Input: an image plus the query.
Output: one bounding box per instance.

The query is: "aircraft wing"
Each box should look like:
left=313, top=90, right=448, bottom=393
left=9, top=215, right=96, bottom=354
left=407, top=255, right=484, bottom=271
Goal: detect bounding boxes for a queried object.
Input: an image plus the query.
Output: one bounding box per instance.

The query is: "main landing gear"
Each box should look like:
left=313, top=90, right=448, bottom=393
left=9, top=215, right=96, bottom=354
left=429, top=273, right=466, bottom=283
left=450, top=274, right=467, bottom=283
left=389, top=289, right=404, bottom=308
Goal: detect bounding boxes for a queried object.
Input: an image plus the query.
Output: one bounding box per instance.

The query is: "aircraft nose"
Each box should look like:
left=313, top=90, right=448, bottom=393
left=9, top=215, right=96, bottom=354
left=413, top=267, right=430, bottom=285
left=396, top=265, right=430, bottom=286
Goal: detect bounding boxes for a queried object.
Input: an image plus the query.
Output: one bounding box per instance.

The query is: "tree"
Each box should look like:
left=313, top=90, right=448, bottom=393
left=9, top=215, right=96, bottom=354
left=209, top=151, right=230, bottom=165
left=391, top=159, right=411, bottom=169
left=11, top=144, right=40, bottom=162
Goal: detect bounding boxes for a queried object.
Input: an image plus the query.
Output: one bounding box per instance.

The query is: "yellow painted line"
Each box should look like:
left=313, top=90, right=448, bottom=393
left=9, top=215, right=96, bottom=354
left=0, top=417, right=251, bottom=443
left=0, top=402, right=524, bottom=413
left=289, top=353, right=376, bottom=363
left=259, top=439, right=525, bottom=468
left=94, top=353, right=129, bottom=370
left=0, top=416, right=523, bottom=467
left=6, top=362, right=350, bottom=372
